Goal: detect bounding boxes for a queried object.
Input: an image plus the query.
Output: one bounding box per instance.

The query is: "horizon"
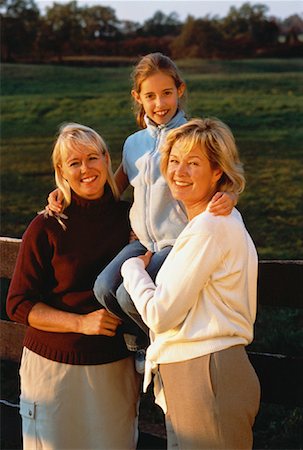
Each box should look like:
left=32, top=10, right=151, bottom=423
left=36, top=0, right=303, bottom=21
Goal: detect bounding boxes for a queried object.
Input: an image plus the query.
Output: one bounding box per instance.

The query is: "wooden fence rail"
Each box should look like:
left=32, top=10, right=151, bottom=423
left=1, top=237, right=303, bottom=410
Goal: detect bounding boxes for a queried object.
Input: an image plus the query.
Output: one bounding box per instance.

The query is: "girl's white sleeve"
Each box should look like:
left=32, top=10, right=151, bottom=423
left=121, top=229, right=223, bottom=333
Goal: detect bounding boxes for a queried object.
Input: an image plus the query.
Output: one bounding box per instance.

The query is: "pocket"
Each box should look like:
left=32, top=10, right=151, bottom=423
left=20, top=400, right=37, bottom=449
left=20, top=400, right=36, bottom=420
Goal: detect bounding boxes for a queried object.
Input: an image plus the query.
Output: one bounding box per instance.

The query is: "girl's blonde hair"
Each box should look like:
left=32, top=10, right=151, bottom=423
left=161, top=118, right=245, bottom=195
left=52, top=123, right=119, bottom=210
left=131, top=52, right=187, bottom=129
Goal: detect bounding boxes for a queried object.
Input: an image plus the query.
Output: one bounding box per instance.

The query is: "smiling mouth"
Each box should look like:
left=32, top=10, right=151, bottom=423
left=81, top=176, right=97, bottom=183
left=155, top=110, right=169, bottom=116
left=174, top=180, right=192, bottom=187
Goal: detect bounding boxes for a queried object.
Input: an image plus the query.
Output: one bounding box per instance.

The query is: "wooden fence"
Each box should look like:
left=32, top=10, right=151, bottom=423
left=1, top=236, right=302, bottom=448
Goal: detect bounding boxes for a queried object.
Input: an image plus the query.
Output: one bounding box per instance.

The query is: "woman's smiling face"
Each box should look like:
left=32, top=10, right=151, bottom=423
left=166, top=141, right=222, bottom=219
left=59, top=146, right=108, bottom=200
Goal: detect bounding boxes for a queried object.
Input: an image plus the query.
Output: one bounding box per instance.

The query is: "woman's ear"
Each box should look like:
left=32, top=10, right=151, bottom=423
left=214, top=168, right=223, bottom=184
left=58, top=164, right=64, bottom=177
left=131, top=89, right=142, bottom=104
left=58, top=165, right=68, bottom=182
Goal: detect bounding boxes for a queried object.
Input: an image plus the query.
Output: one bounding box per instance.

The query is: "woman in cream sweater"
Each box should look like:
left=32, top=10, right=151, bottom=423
left=121, top=118, right=260, bottom=450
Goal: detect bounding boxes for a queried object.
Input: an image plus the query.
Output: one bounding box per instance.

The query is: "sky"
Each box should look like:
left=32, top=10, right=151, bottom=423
left=37, top=0, right=303, bottom=21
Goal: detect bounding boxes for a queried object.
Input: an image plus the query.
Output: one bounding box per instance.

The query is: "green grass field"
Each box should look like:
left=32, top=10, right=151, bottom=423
left=1, top=59, right=302, bottom=259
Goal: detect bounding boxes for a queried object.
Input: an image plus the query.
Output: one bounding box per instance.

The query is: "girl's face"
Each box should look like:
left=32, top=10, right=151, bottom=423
left=166, top=141, right=222, bottom=219
left=59, top=146, right=109, bottom=200
left=132, top=72, right=185, bottom=126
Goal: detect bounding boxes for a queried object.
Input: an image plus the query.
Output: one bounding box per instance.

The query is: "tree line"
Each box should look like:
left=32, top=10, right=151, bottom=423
left=1, top=0, right=303, bottom=62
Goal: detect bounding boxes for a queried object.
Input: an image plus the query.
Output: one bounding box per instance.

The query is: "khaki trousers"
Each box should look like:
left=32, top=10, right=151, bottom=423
left=20, top=348, right=140, bottom=450
left=160, top=345, right=260, bottom=450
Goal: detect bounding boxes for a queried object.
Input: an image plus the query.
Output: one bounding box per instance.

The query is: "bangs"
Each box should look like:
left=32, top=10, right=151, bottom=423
left=59, top=133, right=101, bottom=162
left=174, top=133, right=207, bottom=157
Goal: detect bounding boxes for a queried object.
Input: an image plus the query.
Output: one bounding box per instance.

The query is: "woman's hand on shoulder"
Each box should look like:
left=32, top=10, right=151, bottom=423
left=77, top=309, right=122, bottom=336
left=47, top=188, right=64, bottom=214
left=209, top=192, right=238, bottom=216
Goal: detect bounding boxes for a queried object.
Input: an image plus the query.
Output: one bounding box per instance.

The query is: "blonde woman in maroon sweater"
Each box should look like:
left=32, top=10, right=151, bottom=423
left=7, top=123, right=140, bottom=450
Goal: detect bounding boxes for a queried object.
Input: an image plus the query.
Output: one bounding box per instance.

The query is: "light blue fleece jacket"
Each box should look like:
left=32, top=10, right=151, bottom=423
left=122, top=110, right=188, bottom=252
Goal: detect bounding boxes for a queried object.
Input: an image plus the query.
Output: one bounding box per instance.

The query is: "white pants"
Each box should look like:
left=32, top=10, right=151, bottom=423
left=20, top=348, right=140, bottom=450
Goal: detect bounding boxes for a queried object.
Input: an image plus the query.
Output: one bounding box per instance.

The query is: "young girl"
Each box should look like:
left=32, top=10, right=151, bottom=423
left=47, top=53, right=236, bottom=359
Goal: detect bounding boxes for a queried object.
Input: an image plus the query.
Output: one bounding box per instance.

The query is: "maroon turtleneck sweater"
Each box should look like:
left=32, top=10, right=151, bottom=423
left=7, top=187, right=131, bottom=365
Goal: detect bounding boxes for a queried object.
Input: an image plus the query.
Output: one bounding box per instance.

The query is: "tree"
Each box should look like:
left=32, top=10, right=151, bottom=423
left=221, top=2, right=279, bottom=47
left=281, top=14, right=303, bottom=44
left=0, top=0, right=40, bottom=60
left=171, top=15, right=223, bottom=58
left=140, top=10, right=182, bottom=37
left=38, top=1, right=84, bottom=59
left=81, top=5, right=120, bottom=40
left=118, top=19, right=141, bottom=37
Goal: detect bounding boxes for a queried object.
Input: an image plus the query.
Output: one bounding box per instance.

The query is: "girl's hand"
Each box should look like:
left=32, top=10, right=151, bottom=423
left=78, top=309, right=122, bottom=336
left=129, top=230, right=138, bottom=242
left=47, top=188, right=64, bottom=214
left=209, top=192, right=238, bottom=216
left=138, top=251, right=153, bottom=269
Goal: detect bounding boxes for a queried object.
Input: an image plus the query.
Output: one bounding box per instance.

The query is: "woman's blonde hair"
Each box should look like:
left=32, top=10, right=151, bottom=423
left=52, top=123, right=119, bottom=210
left=161, top=118, right=245, bottom=195
left=131, top=52, right=187, bottom=129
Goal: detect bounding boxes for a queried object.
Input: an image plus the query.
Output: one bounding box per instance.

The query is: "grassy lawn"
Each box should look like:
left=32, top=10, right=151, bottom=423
left=1, top=59, right=302, bottom=259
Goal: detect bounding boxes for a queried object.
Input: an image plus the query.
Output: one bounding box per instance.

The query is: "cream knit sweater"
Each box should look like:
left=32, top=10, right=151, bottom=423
left=121, top=207, right=258, bottom=411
